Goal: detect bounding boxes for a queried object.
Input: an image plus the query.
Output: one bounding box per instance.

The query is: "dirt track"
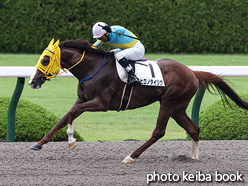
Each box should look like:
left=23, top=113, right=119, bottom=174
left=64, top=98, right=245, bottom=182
left=0, top=140, right=247, bottom=186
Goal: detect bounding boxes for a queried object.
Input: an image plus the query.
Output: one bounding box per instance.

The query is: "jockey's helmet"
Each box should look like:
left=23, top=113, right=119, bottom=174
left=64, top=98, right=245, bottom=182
left=92, top=22, right=108, bottom=39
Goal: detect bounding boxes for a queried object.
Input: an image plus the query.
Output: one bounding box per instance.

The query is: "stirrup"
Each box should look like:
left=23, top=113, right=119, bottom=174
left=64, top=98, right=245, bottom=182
left=128, top=75, right=140, bottom=86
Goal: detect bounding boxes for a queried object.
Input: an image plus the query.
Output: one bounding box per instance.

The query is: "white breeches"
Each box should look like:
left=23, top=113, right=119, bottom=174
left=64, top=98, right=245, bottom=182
left=112, top=41, right=145, bottom=61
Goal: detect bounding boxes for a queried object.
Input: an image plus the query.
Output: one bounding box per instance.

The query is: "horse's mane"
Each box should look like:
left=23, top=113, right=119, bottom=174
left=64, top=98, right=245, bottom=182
left=59, top=39, right=113, bottom=56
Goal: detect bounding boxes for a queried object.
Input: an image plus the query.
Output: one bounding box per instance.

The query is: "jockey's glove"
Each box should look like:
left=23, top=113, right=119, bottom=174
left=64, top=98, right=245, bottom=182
left=102, top=25, right=112, bottom=33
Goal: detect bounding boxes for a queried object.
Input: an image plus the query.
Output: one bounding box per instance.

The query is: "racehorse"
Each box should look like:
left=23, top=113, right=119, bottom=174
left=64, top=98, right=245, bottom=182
left=29, top=39, right=248, bottom=163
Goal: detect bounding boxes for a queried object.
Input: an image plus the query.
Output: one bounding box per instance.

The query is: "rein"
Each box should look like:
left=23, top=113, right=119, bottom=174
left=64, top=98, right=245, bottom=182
left=66, top=51, right=85, bottom=71
left=54, top=50, right=86, bottom=78
left=79, top=55, right=106, bottom=84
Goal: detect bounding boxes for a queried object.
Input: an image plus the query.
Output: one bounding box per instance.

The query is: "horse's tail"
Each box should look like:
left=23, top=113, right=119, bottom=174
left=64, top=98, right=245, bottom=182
left=193, top=71, right=248, bottom=110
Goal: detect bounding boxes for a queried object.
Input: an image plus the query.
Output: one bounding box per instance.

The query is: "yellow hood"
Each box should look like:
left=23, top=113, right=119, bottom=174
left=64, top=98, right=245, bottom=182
left=36, top=39, right=61, bottom=78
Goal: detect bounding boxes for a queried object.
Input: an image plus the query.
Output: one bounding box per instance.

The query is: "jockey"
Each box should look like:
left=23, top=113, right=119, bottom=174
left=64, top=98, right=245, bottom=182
left=92, top=22, right=145, bottom=86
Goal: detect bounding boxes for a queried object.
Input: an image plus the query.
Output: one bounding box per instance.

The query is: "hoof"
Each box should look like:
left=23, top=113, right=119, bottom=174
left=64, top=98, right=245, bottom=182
left=30, top=143, right=42, bottom=150
left=68, top=138, right=77, bottom=150
left=192, top=156, right=199, bottom=160
left=122, top=155, right=134, bottom=163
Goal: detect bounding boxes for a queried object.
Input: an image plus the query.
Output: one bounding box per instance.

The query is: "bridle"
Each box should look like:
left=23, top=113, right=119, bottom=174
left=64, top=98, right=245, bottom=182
left=35, top=39, right=106, bottom=84
left=35, top=38, right=85, bottom=80
left=43, top=48, right=85, bottom=79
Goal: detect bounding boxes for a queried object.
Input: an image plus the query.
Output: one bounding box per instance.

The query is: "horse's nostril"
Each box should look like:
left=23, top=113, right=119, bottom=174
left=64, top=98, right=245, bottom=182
left=41, top=76, right=47, bottom=82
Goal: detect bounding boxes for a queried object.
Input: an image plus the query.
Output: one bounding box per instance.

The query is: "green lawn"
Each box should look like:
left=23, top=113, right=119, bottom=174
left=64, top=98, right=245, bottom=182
left=0, top=53, right=247, bottom=141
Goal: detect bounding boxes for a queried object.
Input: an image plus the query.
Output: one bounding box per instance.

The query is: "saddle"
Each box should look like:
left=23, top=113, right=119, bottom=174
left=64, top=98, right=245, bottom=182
left=117, top=58, right=165, bottom=111
left=116, top=58, right=165, bottom=87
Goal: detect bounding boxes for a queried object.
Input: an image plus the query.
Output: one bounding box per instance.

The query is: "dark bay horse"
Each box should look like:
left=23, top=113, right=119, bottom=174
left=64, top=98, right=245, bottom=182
left=29, top=39, right=248, bottom=163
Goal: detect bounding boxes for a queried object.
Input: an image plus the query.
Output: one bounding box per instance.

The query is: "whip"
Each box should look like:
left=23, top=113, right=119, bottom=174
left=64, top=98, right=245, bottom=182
left=98, top=24, right=141, bottom=40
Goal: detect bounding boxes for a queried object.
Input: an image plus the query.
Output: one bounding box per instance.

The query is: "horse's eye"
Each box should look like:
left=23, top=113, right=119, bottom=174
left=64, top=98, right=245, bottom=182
left=42, top=58, right=50, bottom=66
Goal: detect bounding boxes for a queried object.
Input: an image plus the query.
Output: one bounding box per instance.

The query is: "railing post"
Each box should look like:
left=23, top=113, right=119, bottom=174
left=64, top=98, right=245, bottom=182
left=7, top=77, right=25, bottom=142
left=191, top=87, right=206, bottom=126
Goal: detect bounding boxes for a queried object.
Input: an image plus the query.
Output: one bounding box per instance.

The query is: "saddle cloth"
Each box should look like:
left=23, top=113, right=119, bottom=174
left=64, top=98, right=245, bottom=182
left=116, top=60, right=165, bottom=86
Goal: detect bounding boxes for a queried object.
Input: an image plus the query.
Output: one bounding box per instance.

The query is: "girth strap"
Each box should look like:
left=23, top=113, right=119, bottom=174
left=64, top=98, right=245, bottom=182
left=118, top=84, right=133, bottom=111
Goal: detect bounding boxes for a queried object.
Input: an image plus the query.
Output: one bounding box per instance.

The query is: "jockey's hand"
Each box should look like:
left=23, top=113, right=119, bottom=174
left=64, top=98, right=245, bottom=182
left=102, top=25, right=112, bottom=33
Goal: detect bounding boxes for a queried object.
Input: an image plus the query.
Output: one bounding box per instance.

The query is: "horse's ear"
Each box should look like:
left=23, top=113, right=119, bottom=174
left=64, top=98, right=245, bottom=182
left=54, top=39, right=60, bottom=47
left=48, top=38, right=55, bottom=46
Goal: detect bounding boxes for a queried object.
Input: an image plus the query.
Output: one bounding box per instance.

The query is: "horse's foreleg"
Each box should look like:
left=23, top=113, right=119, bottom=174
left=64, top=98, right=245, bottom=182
left=171, top=111, right=200, bottom=160
left=67, top=120, right=77, bottom=150
left=30, top=97, right=105, bottom=150
left=123, top=107, right=171, bottom=163
left=30, top=113, right=72, bottom=150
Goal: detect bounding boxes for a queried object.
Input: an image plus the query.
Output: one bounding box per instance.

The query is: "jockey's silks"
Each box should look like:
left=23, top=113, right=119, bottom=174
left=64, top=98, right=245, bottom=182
left=93, top=25, right=138, bottom=49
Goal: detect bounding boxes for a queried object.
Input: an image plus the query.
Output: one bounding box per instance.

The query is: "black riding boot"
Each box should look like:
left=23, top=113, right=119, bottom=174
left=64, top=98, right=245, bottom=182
left=127, top=66, right=140, bottom=86
left=118, top=58, right=140, bottom=86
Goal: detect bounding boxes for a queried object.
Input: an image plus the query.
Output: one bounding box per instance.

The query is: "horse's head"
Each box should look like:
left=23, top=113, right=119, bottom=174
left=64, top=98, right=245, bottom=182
left=29, top=39, right=62, bottom=89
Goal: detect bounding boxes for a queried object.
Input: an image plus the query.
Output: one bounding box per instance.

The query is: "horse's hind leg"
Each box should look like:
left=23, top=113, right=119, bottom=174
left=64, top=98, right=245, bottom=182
left=123, top=106, right=172, bottom=163
left=171, top=110, right=200, bottom=159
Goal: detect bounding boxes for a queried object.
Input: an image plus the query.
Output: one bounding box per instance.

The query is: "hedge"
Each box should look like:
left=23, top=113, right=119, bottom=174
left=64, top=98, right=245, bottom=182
left=0, top=0, right=247, bottom=53
left=199, top=94, right=248, bottom=140
left=0, top=97, right=83, bottom=142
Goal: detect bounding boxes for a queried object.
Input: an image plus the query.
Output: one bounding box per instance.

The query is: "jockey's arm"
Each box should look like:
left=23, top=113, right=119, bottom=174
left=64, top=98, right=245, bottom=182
left=92, top=40, right=104, bottom=48
left=111, top=26, right=125, bottom=34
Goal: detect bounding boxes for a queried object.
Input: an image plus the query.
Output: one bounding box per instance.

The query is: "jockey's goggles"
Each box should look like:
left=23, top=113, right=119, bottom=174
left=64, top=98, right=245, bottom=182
left=97, top=33, right=108, bottom=40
